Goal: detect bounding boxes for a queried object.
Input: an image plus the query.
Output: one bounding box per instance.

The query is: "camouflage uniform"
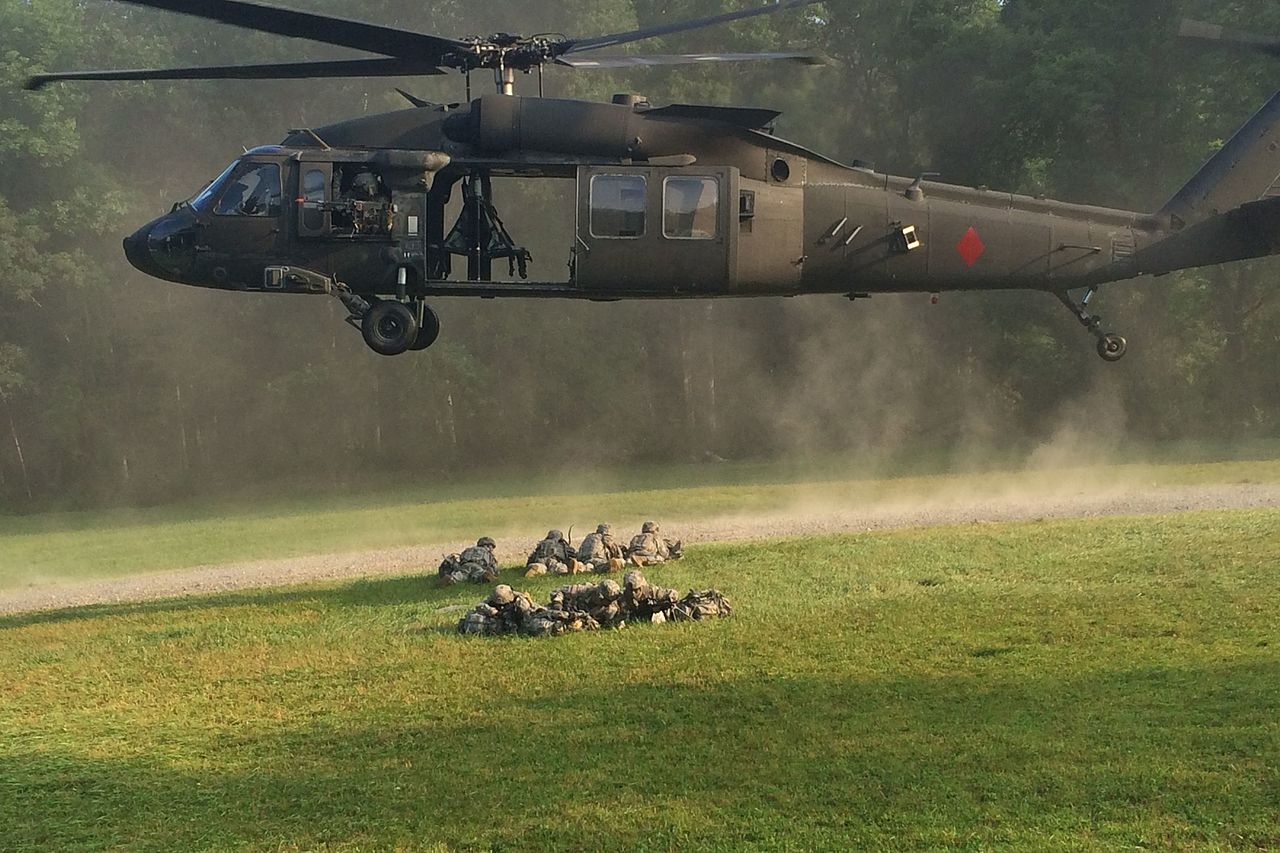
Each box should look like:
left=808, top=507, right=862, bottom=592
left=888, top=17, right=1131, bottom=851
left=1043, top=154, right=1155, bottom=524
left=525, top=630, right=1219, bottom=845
left=456, top=572, right=730, bottom=637
left=526, top=529, right=577, bottom=576
left=439, top=536, right=500, bottom=585
left=577, top=523, right=625, bottom=573
left=620, top=571, right=729, bottom=623
left=626, top=521, right=684, bottom=567
left=457, top=584, right=600, bottom=637
left=549, top=578, right=625, bottom=626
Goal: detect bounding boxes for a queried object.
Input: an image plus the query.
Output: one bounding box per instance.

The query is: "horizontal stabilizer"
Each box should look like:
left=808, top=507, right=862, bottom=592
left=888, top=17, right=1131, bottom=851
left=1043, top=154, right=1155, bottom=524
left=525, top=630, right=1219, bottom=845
left=1138, top=195, right=1280, bottom=276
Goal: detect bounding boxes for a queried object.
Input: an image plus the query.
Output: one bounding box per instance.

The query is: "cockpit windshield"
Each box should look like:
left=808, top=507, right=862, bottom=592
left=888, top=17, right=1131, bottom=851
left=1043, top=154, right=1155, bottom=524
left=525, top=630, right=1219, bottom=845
left=189, top=161, right=240, bottom=212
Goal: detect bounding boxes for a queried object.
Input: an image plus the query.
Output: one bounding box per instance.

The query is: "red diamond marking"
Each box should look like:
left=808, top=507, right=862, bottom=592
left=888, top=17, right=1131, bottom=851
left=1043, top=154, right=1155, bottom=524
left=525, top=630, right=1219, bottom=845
left=956, top=226, right=986, bottom=268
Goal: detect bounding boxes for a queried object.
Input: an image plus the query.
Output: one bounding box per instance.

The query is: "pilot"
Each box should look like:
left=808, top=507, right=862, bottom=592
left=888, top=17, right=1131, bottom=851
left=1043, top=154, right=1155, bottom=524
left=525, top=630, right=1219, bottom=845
left=217, top=181, right=248, bottom=214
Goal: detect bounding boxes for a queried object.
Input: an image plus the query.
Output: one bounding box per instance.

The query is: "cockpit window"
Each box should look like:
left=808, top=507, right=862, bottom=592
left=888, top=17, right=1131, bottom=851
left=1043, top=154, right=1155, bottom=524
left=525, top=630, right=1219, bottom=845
left=214, top=163, right=282, bottom=217
left=190, top=161, right=239, bottom=212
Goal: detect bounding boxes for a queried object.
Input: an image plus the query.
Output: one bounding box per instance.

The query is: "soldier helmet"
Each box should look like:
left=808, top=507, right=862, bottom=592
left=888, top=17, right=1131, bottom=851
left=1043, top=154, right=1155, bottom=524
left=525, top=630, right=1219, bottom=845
left=597, top=523, right=611, bottom=534
left=547, top=529, right=563, bottom=541
left=477, top=536, right=496, bottom=549
left=351, top=170, right=381, bottom=197
left=642, top=521, right=658, bottom=533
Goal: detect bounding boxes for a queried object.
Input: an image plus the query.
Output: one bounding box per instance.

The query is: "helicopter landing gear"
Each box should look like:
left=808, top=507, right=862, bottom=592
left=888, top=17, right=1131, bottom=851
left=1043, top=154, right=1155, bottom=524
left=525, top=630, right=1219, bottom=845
left=1096, top=332, right=1127, bottom=362
left=409, top=303, right=441, bottom=351
left=1054, top=288, right=1128, bottom=362
left=361, top=300, right=418, bottom=356
left=330, top=280, right=440, bottom=356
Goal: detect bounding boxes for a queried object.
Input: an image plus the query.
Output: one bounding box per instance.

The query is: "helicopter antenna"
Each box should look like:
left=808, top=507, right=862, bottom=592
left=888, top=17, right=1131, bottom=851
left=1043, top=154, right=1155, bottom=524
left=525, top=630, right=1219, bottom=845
left=26, top=0, right=827, bottom=97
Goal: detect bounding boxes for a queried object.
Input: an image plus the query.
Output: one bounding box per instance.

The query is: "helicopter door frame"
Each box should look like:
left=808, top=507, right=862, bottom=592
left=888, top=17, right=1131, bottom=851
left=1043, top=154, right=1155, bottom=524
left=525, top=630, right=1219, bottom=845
left=296, top=161, right=332, bottom=238
left=197, top=156, right=287, bottom=289
left=574, top=165, right=737, bottom=295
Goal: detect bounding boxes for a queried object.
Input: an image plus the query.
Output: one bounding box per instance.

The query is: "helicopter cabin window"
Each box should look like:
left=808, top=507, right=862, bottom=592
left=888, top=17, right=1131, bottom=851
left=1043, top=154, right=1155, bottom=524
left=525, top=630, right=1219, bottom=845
left=663, top=176, right=718, bottom=240
left=589, top=174, right=646, bottom=238
left=214, top=163, right=281, bottom=217
left=301, top=168, right=327, bottom=233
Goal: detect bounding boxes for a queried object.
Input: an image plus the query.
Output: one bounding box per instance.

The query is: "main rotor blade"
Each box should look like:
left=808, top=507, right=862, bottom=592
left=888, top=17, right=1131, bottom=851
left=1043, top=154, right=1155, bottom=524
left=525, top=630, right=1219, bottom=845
left=563, top=0, right=822, bottom=55
left=556, top=51, right=825, bottom=68
left=25, top=57, right=446, bottom=90
left=111, top=0, right=469, bottom=61
left=1179, top=19, right=1280, bottom=58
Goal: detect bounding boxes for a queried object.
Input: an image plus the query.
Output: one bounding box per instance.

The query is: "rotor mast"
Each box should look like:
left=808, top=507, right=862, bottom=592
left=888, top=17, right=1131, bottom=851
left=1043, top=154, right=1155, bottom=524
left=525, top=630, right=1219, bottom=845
left=496, top=63, right=515, bottom=96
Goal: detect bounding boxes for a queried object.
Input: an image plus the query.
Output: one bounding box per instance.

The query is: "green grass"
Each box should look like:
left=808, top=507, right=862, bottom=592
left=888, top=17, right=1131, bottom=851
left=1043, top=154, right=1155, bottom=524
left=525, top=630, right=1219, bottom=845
left=2, top=457, right=1277, bottom=589
left=2, top=510, right=1278, bottom=850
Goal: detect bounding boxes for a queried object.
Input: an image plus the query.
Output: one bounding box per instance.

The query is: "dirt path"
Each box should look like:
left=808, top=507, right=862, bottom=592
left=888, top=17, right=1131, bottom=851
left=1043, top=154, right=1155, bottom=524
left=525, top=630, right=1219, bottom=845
left=3, top=482, right=1277, bottom=616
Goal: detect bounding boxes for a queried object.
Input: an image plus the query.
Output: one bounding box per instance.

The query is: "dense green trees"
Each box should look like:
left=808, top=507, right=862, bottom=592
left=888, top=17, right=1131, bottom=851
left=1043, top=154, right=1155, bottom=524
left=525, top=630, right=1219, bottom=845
left=0, top=0, right=1276, bottom=510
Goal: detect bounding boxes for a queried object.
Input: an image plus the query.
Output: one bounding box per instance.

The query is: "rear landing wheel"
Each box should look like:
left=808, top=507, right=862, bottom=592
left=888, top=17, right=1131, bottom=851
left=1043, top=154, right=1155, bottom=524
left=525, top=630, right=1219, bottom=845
left=361, top=300, right=419, bottom=356
left=1055, top=290, right=1129, bottom=363
left=1096, top=332, right=1127, bottom=362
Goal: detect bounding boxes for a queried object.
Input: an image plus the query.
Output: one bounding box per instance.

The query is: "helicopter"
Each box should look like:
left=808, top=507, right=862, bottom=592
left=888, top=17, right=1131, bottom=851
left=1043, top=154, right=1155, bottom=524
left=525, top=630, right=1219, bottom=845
left=25, top=1, right=1280, bottom=359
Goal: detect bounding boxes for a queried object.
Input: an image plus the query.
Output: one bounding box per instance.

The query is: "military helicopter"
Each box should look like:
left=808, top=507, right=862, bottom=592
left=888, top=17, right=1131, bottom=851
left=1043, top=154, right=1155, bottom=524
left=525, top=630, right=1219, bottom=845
left=26, top=1, right=1280, bottom=359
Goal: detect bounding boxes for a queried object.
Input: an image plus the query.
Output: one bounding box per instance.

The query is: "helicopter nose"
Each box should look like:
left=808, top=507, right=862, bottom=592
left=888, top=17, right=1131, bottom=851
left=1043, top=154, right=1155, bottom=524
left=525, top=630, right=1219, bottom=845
left=123, top=224, right=157, bottom=276
left=124, top=211, right=198, bottom=282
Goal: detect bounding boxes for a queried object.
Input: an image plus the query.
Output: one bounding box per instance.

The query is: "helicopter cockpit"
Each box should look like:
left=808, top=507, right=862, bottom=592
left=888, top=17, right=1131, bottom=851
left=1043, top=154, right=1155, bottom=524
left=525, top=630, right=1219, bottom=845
left=189, top=155, right=283, bottom=218
left=122, top=150, right=292, bottom=288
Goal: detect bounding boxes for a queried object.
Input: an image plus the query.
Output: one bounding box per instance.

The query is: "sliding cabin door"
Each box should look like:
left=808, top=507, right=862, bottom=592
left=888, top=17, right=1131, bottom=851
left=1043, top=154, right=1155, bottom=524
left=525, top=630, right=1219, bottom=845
left=574, top=166, right=735, bottom=295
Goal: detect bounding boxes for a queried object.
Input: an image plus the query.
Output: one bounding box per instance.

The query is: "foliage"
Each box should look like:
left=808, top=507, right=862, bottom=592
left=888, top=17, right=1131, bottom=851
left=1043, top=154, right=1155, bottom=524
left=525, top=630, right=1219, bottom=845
left=0, top=0, right=1277, bottom=510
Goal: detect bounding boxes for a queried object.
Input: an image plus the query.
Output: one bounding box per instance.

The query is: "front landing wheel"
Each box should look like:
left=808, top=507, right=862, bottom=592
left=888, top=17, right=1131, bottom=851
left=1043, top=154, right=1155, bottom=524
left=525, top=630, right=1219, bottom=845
left=361, top=300, right=419, bottom=356
left=1096, top=332, right=1127, bottom=362
left=409, top=304, right=441, bottom=351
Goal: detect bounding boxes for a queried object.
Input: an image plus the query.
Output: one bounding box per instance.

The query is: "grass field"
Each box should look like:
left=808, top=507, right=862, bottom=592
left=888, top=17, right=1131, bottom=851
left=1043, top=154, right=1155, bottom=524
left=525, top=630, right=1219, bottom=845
left=2, top=456, right=1278, bottom=590
left=2, top=509, right=1277, bottom=849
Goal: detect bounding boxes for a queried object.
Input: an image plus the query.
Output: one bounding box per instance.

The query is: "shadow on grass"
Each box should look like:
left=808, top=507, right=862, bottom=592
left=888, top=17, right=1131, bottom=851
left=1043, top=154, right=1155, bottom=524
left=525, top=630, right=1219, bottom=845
left=0, top=562, right=649, bottom=631
left=0, top=572, right=483, bottom=631
left=3, top=659, right=1278, bottom=850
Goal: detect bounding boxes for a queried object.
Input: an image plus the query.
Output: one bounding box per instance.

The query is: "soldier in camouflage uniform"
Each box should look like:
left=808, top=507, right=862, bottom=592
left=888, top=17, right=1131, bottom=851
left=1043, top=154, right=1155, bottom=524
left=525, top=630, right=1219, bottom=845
left=456, top=571, right=731, bottom=637
left=438, top=536, right=500, bottom=585
left=525, top=529, right=576, bottom=576
left=626, top=521, right=684, bottom=567
left=576, top=523, right=625, bottom=573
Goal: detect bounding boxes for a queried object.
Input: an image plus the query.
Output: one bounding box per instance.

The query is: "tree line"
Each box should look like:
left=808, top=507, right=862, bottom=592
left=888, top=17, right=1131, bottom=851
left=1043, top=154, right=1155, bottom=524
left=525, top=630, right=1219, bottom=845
left=0, top=0, right=1277, bottom=510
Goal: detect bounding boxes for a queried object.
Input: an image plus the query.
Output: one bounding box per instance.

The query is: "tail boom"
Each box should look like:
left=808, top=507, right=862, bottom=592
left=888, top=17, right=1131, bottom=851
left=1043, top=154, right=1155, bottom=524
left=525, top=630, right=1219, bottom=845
left=1136, top=195, right=1280, bottom=277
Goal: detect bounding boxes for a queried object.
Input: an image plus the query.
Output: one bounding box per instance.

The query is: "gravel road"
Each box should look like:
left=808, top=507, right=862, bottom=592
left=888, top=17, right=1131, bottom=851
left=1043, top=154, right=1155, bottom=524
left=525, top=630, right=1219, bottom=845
left=3, top=482, right=1276, bottom=616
